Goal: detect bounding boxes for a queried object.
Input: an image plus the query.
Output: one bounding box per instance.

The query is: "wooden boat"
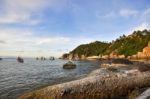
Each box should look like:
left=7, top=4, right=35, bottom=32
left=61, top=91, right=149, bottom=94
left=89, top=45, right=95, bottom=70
left=63, top=61, right=76, bottom=69
left=17, top=57, right=24, bottom=63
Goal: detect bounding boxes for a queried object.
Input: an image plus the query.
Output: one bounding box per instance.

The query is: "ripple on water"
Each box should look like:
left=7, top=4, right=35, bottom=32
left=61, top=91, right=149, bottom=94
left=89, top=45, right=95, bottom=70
left=0, top=59, right=100, bottom=99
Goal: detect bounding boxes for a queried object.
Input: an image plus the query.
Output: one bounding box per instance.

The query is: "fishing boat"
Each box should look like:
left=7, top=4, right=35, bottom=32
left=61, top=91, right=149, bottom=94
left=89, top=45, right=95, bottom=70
left=17, top=57, right=24, bottom=63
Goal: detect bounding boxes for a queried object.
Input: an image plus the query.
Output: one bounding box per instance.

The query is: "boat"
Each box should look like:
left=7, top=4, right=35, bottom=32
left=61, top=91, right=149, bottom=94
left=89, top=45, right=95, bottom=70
left=49, top=57, right=55, bottom=60
left=17, top=57, right=24, bottom=63
left=0, top=58, right=2, bottom=60
left=36, top=57, right=39, bottom=60
left=63, top=61, right=76, bottom=69
left=40, top=57, right=46, bottom=60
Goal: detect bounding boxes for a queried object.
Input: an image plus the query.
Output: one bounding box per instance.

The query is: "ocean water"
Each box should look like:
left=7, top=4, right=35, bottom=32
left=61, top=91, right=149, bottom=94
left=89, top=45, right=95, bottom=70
left=0, top=58, right=100, bottom=99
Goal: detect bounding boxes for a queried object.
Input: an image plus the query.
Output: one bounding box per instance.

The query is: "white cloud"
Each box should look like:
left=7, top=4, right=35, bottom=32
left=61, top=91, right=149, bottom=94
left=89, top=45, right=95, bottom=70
left=96, top=11, right=116, bottom=19
left=98, top=9, right=139, bottom=19
left=0, top=0, right=66, bottom=25
left=0, top=28, right=94, bottom=57
left=120, top=23, right=150, bottom=36
left=133, top=23, right=150, bottom=31
left=119, top=9, right=138, bottom=17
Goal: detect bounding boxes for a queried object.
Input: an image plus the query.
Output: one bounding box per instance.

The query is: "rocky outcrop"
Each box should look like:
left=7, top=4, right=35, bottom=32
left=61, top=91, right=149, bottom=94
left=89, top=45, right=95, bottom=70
left=19, top=71, right=150, bottom=99
left=61, top=53, right=69, bottom=59
left=61, top=53, right=86, bottom=60
left=81, top=55, right=86, bottom=60
left=63, top=61, right=76, bottom=69
left=136, top=88, right=150, bottom=99
left=143, top=46, right=150, bottom=58
left=109, top=52, right=118, bottom=59
left=87, top=56, right=100, bottom=60
left=118, top=55, right=125, bottom=58
left=102, top=55, right=109, bottom=59
left=129, top=41, right=150, bottom=59
left=101, top=58, right=133, bottom=68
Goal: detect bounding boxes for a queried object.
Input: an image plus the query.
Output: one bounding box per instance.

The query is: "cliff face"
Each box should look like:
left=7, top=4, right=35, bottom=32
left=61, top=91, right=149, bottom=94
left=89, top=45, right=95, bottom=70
left=129, top=42, right=150, bottom=59
left=62, top=30, right=150, bottom=60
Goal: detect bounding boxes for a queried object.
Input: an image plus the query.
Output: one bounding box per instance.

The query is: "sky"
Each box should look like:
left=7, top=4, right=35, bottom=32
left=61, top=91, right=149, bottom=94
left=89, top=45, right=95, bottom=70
left=0, top=0, right=150, bottom=57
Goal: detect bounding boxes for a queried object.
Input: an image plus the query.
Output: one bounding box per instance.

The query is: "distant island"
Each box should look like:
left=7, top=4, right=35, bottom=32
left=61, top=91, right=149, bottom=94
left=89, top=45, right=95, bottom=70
left=62, top=29, right=150, bottom=60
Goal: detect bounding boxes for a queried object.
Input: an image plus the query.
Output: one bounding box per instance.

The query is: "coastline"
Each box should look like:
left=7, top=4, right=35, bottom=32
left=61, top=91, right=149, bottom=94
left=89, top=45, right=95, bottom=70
left=18, top=62, right=150, bottom=99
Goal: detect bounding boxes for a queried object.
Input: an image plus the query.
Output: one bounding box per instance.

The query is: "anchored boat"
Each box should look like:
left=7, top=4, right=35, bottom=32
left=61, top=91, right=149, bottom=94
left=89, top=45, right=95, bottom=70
left=17, top=57, right=24, bottom=63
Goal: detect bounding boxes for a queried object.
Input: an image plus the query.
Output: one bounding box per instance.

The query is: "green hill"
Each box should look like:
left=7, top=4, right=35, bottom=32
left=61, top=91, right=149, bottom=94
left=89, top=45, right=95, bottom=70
left=70, top=41, right=110, bottom=57
left=105, top=29, right=150, bottom=56
left=67, top=29, right=150, bottom=58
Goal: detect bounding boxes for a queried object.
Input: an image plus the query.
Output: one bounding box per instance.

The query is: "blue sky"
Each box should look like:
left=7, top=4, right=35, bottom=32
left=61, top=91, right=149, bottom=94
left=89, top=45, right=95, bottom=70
left=0, top=0, right=150, bottom=57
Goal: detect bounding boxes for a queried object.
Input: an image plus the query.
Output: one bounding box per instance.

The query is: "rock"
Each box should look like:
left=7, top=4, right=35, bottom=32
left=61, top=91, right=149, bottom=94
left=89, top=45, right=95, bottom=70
left=63, top=61, right=76, bottom=69
left=73, top=54, right=79, bottom=60
left=143, top=46, right=150, bottom=58
left=138, top=64, right=150, bottom=72
left=136, top=88, right=150, bottom=99
left=111, top=58, right=133, bottom=65
left=101, top=59, right=133, bottom=68
left=130, top=41, right=150, bottom=59
left=137, top=52, right=147, bottom=59
left=69, top=54, right=73, bottom=60
left=118, top=55, right=125, bottom=59
left=109, top=52, right=118, bottom=59
left=87, top=56, right=100, bottom=60
left=61, top=53, right=69, bottom=59
left=81, top=55, right=86, bottom=60
left=102, top=55, right=109, bottom=59
left=131, top=54, right=138, bottom=59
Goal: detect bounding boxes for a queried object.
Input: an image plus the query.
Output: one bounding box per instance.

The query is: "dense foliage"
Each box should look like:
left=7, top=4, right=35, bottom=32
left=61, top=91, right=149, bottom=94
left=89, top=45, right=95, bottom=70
left=106, top=29, right=150, bottom=56
left=69, top=29, right=150, bottom=57
left=70, top=41, right=110, bottom=57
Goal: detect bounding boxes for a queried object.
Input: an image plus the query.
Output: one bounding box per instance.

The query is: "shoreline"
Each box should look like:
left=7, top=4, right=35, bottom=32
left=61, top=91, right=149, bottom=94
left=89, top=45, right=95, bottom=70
left=18, top=62, right=150, bottom=99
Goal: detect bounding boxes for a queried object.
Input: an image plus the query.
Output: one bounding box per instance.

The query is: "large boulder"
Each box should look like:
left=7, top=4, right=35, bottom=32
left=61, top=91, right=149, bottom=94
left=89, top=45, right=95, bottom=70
left=143, top=46, right=150, bottom=58
left=63, top=61, right=76, bottom=69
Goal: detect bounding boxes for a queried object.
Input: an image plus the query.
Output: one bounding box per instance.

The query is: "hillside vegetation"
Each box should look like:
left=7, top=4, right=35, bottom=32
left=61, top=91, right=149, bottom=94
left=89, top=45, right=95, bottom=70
left=69, top=29, right=150, bottom=57
left=71, top=41, right=110, bottom=56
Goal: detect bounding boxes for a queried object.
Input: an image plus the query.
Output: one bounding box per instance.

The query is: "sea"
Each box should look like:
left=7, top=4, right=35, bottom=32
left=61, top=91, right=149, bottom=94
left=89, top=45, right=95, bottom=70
left=0, top=58, right=100, bottom=99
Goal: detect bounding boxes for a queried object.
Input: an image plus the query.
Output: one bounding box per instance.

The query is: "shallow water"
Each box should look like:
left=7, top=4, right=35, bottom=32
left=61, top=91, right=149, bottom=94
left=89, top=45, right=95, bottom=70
left=0, top=58, right=100, bottom=99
